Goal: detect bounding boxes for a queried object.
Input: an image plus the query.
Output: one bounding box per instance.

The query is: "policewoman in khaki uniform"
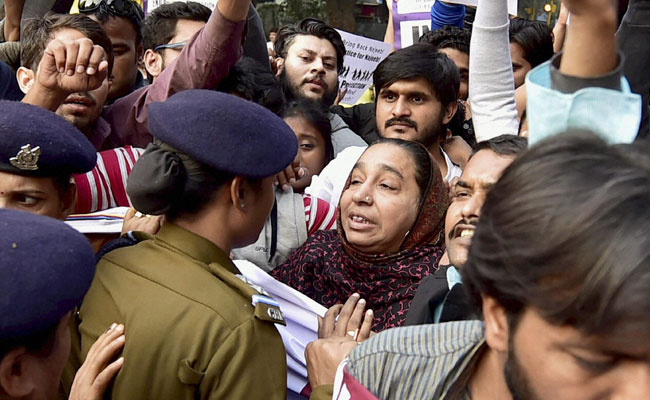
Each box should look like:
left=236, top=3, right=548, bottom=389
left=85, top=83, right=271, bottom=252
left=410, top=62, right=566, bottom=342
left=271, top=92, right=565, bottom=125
left=77, top=90, right=297, bottom=399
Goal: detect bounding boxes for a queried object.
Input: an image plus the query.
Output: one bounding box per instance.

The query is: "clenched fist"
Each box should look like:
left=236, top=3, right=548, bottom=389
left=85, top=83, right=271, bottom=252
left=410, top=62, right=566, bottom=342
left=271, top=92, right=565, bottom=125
left=36, top=38, right=109, bottom=95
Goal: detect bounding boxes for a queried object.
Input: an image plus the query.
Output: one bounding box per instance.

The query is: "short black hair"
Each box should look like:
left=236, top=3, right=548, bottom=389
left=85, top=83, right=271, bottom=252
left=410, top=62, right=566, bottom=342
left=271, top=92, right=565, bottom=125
left=274, top=18, right=346, bottom=73
left=463, top=131, right=650, bottom=338
left=373, top=44, right=459, bottom=108
left=81, top=0, right=144, bottom=45
left=509, top=18, right=553, bottom=68
left=418, top=26, right=471, bottom=55
left=142, top=1, right=211, bottom=51
left=218, top=57, right=286, bottom=116
left=21, top=13, right=114, bottom=74
left=283, top=99, right=334, bottom=162
left=472, top=134, right=528, bottom=157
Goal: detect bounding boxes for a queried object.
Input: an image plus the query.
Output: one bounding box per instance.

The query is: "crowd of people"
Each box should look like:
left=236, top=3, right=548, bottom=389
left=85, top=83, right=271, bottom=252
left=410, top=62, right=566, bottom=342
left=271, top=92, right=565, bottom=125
left=0, top=0, right=648, bottom=398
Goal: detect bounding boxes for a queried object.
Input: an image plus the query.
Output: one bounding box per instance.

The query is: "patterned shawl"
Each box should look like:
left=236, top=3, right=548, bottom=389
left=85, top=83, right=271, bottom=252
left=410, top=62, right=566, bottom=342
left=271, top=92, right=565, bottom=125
left=272, top=151, right=449, bottom=331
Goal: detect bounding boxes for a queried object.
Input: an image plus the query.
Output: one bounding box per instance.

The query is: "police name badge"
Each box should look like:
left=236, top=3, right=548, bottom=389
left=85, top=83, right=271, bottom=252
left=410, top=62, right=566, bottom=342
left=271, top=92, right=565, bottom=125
left=251, top=294, right=286, bottom=326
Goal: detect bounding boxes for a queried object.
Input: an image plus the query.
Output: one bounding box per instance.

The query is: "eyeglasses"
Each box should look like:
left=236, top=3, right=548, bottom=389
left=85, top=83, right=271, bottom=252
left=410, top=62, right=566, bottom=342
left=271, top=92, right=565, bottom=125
left=153, top=42, right=187, bottom=52
left=78, top=0, right=144, bottom=22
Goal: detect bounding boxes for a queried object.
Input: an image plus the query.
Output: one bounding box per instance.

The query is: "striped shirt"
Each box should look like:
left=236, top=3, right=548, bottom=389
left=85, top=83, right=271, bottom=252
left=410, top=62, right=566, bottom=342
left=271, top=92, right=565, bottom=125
left=74, top=146, right=145, bottom=213
left=304, top=195, right=337, bottom=235
left=346, top=321, right=485, bottom=399
left=73, top=146, right=337, bottom=236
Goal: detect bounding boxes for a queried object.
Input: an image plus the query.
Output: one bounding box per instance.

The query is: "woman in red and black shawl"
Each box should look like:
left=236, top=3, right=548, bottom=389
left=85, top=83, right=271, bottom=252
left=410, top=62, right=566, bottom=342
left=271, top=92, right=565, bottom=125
left=272, top=139, right=450, bottom=331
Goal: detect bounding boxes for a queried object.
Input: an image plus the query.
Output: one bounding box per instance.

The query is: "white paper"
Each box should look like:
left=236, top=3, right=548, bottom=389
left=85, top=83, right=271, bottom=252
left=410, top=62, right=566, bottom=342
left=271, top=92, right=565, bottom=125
left=336, top=30, right=393, bottom=104
left=234, top=260, right=327, bottom=395
left=65, top=207, right=129, bottom=234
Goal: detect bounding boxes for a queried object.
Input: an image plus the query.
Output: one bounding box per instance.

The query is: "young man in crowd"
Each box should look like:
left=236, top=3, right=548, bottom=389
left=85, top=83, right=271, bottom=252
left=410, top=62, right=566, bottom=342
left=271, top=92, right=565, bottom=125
left=273, top=18, right=368, bottom=155
left=404, top=135, right=527, bottom=325
left=419, top=26, right=470, bottom=101
left=18, top=0, right=251, bottom=151
left=141, top=1, right=211, bottom=83
left=508, top=18, right=553, bottom=88
left=306, top=44, right=462, bottom=206
left=78, top=0, right=146, bottom=102
left=336, top=25, right=473, bottom=146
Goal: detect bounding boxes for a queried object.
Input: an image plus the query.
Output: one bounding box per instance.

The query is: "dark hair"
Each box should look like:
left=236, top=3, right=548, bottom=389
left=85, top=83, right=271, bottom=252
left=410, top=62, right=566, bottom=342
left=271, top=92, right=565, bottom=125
left=509, top=18, right=554, bottom=68
left=463, top=131, right=650, bottom=338
left=81, top=0, right=143, bottom=45
left=471, top=134, right=528, bottom=157
left=21, top=13, right=114, bottom=74
left=217, top=57, right=286, bottom=116
left=269, top=26, right=278, bottom=34
left=374, top=138, right=433, bottom=201
left=127, top=141, right=234, bottom=219
left=274, top=18, right=346, bottom=73
left=373, top=44, right=459, bottom=109
left=0, top=321, right=58, bottom=361
left=418, top=26, right=471, bottom=55
left=283, top=100, right=334, bottom=163
left=142, top=1, right=211, bottom=51
left=165, top=161, right=235, bottom=221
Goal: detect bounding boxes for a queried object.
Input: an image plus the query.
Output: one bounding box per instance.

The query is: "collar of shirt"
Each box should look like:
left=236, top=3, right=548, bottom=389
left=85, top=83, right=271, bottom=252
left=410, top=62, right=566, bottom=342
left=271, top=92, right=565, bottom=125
left=440, top=336, right=487, bottom=400
left=154, top=222, right=239, bottom=275
left=88, top=116, right=113, bottom=151
left=446, top=266, right=463, bottom=290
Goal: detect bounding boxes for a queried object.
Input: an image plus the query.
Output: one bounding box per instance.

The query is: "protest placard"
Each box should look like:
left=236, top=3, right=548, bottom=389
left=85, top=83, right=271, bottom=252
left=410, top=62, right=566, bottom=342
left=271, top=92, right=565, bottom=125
left=394, top=0, right=518, bottom=49
left=397, top=0, right=436, bottom=14
left=336, top=30, right=393, bottom=105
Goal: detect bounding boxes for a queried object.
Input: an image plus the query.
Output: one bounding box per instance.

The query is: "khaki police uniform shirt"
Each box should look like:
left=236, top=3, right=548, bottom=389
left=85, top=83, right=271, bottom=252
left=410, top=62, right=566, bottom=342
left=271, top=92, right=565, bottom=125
left=78, top=223, right=287, bottom=399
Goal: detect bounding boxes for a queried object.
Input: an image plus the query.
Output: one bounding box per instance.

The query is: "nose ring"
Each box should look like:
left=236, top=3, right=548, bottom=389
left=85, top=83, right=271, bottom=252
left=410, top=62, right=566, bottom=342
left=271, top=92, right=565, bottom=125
left=365, top=196, right=371, bottom=202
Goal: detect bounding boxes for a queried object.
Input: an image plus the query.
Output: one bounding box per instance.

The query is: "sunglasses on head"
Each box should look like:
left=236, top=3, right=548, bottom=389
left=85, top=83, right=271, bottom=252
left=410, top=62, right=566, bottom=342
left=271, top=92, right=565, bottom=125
left=79, top=0, right=144, bottom=21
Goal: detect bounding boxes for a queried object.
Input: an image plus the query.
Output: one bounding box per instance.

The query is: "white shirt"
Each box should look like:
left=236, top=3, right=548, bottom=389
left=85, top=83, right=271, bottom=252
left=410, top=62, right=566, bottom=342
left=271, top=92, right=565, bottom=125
left=306, top=145, right=462, bottom=207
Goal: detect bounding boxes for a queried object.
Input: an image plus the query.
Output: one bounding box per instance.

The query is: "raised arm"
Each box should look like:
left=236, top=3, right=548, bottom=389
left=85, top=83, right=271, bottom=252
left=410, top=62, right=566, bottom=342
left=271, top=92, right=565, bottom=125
left=3, top=0, right=25, bottom=42
left=104, top=0, right=251, bottom=148
left=468, top=0, right=519, bottom=141
left=616, top=0, right=650, bottom=139
left=559, top=0, right=617, bottom=78
left=525, top=0, right=642, bottom=144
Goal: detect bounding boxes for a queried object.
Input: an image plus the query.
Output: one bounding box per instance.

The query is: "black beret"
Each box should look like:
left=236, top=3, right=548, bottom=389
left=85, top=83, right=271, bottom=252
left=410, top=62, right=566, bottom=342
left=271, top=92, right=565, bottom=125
left=0, top=100, right=97, bottom=177
left=0, top=209, right=95, bottom=342
left=147, top=90, right=298, bottom=179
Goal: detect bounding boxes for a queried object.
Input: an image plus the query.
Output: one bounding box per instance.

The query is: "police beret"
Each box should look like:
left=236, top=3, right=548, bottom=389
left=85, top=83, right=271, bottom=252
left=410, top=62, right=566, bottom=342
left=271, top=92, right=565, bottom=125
left=0, top=208, right=95, bottom=341
left=0, top=100, right=97, bottom=177
left=147, top=90, right=298, bottom=179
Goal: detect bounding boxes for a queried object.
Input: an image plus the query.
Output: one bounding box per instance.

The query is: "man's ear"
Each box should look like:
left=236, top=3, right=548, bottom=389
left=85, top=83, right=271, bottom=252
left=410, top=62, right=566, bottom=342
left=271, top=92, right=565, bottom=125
left=482, top=295, right=510, bottom=354
left=16, top=67, right=35, bottom=95
left=143, top=49, right=163, bottom=80
left=442, top=100, right=458, bottom=125
left=275, top=57, right=285, bottom=78
left=0, top=347, right=34, bottom=398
